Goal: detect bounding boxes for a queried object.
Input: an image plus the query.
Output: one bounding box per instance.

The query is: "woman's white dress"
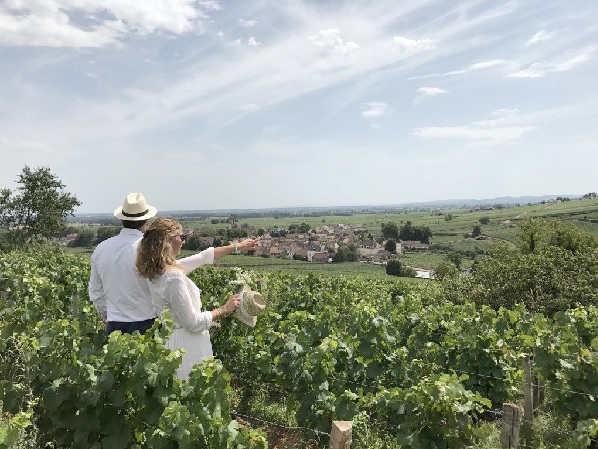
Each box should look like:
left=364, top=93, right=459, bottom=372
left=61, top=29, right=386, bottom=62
left=147, top=248, right=215, bottom=380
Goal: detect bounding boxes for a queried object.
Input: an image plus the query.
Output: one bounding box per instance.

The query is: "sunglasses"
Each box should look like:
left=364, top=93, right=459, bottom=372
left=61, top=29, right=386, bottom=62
left=175, top=233, right=190, bottom=242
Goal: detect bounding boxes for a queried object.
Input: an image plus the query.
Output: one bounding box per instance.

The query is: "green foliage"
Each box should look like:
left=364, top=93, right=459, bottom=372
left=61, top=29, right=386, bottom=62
left=472, top=225, right=482, bottom=237
left=333, top=243, right=358, bottom=262
left=3, top=247, right=598, bottom=448
left=531, top=307, right=598, bottom=421
left=433, top=260, right=459, bottom=281
left=372, top=373, right=490, bottom=448
left=399, top=221, right=433, bottom=244
left=384, top=239, right=396, bottom=253
left=0, top=249, right=266, bottom=449
left=184, top=233, right=209, bottom=251
left=385, top=259, right=401, bottom=276
left=0, top=166, right=81, bottom=248
left=68, top=230, right=95, bottom=248
left=518, top=217, right=598, bottom=254
left=572, top=419, right=598, bottom=448
left=288, top=223, right=310, bottom=234
left=95, top=226, right=120, bottom=245
left=445, top=244, right=598, bottom=314
left=479, top=216, right=490, bottom=225
left=446, top=251, right=463, bottom=269
left=380, top=222, right=399, bottom=240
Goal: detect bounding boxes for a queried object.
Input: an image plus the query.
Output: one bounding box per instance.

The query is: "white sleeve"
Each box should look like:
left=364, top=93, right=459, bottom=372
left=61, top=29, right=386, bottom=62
left=176, top=247, right=215, bottom=274
left=165, top=272, right=213, bottom=332
left=88, top=253, right=107, bottom=321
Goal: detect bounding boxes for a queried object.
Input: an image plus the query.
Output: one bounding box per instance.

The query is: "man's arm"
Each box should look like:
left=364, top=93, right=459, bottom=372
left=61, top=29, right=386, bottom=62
left=88, top=256, right=107, bottom=321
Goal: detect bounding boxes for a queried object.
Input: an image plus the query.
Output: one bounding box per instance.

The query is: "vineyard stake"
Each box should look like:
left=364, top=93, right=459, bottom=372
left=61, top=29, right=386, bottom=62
left=523, top=355, right=534, bottom=445
left=329, top=421, right=352, bottom=449
left=500, top=403, right=521, bottom=448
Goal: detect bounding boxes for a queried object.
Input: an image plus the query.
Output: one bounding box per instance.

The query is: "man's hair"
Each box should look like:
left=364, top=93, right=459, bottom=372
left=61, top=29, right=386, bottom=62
left=122, top=220, right=147, bottom=230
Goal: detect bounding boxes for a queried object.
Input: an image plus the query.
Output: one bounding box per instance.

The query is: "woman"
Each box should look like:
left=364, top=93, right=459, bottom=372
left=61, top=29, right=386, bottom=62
left=136, top=217, right=260, bottom=380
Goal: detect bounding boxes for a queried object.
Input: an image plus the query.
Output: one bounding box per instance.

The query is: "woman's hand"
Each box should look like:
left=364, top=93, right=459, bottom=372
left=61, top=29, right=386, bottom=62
left=237, top=237, right=261, bottom=251
left=222, top=293, right=241, bottom=314
left=212, top=294, right=241, bottom=320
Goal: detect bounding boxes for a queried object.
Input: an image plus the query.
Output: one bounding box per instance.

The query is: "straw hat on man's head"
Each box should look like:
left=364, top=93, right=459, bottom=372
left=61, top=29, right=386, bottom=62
left=236, top=285, right=266, bottom=327
left=114, top=193, right=157, bottom=221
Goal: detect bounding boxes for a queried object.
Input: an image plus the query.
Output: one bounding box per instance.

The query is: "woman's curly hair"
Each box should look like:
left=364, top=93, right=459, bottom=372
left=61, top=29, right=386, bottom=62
left=136, top=217, right=182, bottom=280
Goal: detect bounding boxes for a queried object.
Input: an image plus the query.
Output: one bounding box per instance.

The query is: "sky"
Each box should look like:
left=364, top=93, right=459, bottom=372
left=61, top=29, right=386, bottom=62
left=1, top=0, right=597, bottom=214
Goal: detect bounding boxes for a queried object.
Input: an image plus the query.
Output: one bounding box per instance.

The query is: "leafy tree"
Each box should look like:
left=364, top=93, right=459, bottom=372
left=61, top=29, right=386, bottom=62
left=518, top=218, right=597, bottom=254
left=446, top=251, right=463, bottom=269
left=433, top=260, right=459, bottom=281
left=479, top=216, right=490, bottom=225
left=444, top=213, right=453, bottom=221
left=471, top=225, right=482, bottom=238
left=399, top=221, right=414, bottom=240
left=333, top=243, right=358, bottom=262
left=381, top=222, right=399, bottom=240
left=0, top=165, right=80, bottom=247
left=384, top=239, right=397, bottom=253
left=443, top=222, right=598, bottom=314
left=386, top=259, right=417, bottom=277
left=185, top=234, right=209, bottom=251
left=398, top=221, right=432, bottom=244
left=68, top=230, right=95, bottom=248
left=289, top=223, right=311, bottom=234
left=257, top=228, right=265, bottom=237
left=386, top=259, right=401, bottom=276
left=95, top=226, right=120, bottom=245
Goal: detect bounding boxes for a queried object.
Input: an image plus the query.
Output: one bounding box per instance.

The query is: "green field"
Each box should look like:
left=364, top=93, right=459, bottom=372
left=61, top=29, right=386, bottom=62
left=69, top=197, right=598, bottom=275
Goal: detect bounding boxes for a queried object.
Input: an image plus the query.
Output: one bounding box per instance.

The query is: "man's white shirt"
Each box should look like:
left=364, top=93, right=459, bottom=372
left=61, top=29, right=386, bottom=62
left=89, top=229, right=156, bottom=322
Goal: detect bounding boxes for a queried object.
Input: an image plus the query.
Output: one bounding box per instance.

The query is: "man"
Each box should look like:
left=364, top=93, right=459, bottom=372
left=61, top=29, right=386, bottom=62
left=89, top=192, right=158, bottom=335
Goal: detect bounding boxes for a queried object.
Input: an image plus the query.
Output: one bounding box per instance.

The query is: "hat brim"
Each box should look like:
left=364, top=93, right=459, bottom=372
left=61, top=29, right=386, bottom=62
left=113, top=205, right=157, bottom=221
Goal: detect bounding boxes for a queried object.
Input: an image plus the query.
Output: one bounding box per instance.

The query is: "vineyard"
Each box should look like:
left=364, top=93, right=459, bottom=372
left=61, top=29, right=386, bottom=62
left=1, top=246, right=598, bottom=448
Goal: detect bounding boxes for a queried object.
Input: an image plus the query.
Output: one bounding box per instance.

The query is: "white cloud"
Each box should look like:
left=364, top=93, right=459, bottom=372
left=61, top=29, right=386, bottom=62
left=473, top=108, right=521, bottom=127
left=309, top=29, right=359, bottom=54
left=238, top=103, right=259, bottom=111
left=409, top=59, right=506, bottom=79
left=226, top=38, right=241, bottom=47
left=508, top=50, right=591, bottom=78
left=362, top=102, right=389, bottom=118
left=417, top=87, right=448, bottom=96
left=247, top=36, right=260, bottom=47
left=413, top=126, right=536, bottom=142
left=525, top=30, right=556, bottom=46
left=391, top=36, right=437, bottom=52
left=238, top=19, right=257, bottom=28
left=0, top=0, right=218, bottom=47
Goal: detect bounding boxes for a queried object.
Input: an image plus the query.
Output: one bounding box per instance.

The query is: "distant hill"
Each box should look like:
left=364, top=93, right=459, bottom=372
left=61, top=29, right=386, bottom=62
left=74, top=194, right=582, bottom=218
left=398, top=195, right=581, bottom=208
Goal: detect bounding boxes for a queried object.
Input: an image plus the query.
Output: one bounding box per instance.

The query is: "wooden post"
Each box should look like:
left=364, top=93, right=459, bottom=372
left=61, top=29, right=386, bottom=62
left=533, top=374, right=545, bottom=409
left=523, top=355, right=533, bottom=445
left=500, top=403, right=521, bottom=448
left=329, top=421, right=352, bottom=449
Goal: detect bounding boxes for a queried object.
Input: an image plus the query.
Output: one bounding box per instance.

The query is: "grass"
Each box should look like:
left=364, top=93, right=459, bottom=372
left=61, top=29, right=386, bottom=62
left=202, top=253, right=427, bottom=282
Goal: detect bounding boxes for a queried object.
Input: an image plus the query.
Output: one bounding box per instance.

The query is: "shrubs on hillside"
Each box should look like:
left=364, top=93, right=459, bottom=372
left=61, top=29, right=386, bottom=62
left=442, top=218, right=598, bottom=315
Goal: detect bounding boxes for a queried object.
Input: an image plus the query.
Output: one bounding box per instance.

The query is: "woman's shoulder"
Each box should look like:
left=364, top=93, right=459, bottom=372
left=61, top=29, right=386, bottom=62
left=163, top=267, right=187, bottom=280
left=162, top=267, right=186, bottom=277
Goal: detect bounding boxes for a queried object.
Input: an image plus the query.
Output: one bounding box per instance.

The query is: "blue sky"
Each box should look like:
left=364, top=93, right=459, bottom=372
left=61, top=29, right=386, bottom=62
left=1, top=0, right=597, bottom=213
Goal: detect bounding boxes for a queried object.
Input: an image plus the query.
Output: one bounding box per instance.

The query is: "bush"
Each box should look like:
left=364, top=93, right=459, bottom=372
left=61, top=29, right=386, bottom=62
left=443, top=245, right=598, bottom=314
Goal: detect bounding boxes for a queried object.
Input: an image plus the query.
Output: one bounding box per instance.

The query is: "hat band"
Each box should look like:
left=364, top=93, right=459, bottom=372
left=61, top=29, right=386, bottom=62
left=122, top=208, right=149, bottom=218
